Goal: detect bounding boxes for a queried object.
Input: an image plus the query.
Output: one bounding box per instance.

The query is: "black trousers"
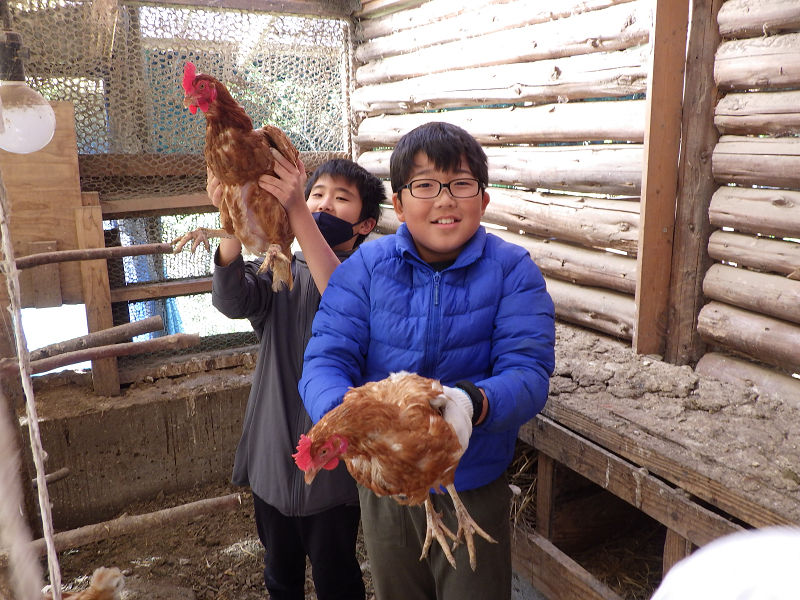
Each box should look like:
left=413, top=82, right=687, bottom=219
left=253, top=493, right=365, bottom=600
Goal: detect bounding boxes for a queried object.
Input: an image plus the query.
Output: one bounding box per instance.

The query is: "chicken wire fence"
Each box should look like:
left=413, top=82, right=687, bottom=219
left=15, top=0, right=354, bottom=352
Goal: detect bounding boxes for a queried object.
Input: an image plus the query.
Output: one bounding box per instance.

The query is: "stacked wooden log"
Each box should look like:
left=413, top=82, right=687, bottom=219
left=701, top=0, right=800, bottom=382
left=354, top=0, right=648, bottom=340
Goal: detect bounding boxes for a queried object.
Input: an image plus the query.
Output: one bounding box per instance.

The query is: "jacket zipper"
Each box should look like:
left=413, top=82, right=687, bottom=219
left=424, top=271, right=443, bottom=376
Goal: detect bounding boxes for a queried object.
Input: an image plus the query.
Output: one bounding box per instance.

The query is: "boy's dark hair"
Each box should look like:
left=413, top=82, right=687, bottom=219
left=304, top=159, right=386, bottom=247
left=389, top=122, right=488, bottom=194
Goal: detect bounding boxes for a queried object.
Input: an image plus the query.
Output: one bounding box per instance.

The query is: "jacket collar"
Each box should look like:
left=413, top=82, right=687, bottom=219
left=396, top=223, right=487, bottom=270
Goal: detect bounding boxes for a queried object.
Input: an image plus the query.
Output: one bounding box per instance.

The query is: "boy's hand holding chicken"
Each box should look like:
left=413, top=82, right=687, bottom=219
left=293, top=371, right=496, bottom=570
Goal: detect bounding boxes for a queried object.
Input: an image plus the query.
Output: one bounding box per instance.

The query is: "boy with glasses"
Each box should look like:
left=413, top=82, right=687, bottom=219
left=299, top=122, right=555, bottom=598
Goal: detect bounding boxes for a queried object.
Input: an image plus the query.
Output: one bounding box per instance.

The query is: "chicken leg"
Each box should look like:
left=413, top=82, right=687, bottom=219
left=446, top=484, right=497, bottom=571
left=420, top=496, right=460, bottom=568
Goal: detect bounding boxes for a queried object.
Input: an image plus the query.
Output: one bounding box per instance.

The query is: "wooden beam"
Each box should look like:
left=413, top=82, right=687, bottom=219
left=664, top=0, right=722, bottom=365
left=634, top=0, right=689, bottom=356
left=512, top=527, right=624, bottom=600
left=110, top=277, right=212, bottom=303
left=520, top=417, right=743, bottom=548
left=136, top=0, right=358, bottom=18
left=74, top=206, right=120, bottom=396
left=100, top=193, right=214, bottom=219
left=542, top=400, right=798, bottom=527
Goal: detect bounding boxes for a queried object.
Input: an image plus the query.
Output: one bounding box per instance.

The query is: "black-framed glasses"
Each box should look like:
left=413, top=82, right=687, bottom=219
left=398, top=178, right=482, bottom=200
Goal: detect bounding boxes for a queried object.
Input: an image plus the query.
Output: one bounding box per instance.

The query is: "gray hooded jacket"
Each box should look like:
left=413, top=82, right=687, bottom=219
left=212, top=249, right=358, bottom=516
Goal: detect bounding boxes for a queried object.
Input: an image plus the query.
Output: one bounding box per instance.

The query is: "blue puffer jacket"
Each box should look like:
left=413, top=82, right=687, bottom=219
left=300, top=224, right=555, bottom=492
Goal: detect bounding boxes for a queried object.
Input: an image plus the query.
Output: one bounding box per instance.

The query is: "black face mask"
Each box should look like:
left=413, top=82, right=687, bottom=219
left=312, top=212, right=361, bottom=247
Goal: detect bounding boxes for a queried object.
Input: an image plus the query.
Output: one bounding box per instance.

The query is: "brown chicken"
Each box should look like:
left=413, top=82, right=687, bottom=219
left=293, top=371, right=496, bottom=570
left=176, top=61, right=300, bottom=291
left=43, top=567, right=123, bottom=600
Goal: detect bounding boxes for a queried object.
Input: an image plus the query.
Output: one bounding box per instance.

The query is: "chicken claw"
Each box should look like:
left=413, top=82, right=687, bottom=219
left=446, top=484, right=497, bottom=571
left=171, top=227, right=228, bottom=254
left=259, top=243, right=293, bottom=291
left=421, top=496, right=460, bottom=568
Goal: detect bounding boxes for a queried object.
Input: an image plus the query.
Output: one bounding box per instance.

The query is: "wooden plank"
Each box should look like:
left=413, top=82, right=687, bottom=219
left=511, top=527, right=623, bottom=600
left=707, top=230, right=800, bottom=276
left=28, top=241, right=62, bottom=308
left=635, top=0, right=689, bottom=355
left=1, top=102, right=85, bottom=306
left=520, top=418, right=743, bottom=547
left=541, top=400, right=798, bottom=528
left=545, top=278, right=636, bottom=340
left=74, top=206, right=120, bottom=396
left=695, top=353, right=800, bottom=406
left=664, top=0, right=722, bottom=365
left=662, top=529, right=693, bottom=575
left=100, top=193, right=214, bottom=219
left=715, top=33, right=800, bottom=91
left=110, top=278, right=212, bottom=303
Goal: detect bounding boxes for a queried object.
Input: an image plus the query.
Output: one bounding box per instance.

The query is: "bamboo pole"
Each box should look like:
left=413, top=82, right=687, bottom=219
left=29, top=316, right=164, bottom=361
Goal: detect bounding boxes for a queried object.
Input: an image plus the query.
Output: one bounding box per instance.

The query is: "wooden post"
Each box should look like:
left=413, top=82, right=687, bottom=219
left=74, top=205, right=120, bottom=396
left=663, top=528, right=693, bottom=575
left=535, top=453, right=556, bottom=540
left=634, top=0, right=690, bottom=356
left=664, top=0, right=723, bottom=365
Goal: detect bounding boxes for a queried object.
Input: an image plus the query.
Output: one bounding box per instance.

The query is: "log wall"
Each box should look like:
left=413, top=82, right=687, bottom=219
left=703, top=0, right=800, bottom=386
left=354, top=0, right=647, bottom=341
left=353, top=0, right=800, bottom=393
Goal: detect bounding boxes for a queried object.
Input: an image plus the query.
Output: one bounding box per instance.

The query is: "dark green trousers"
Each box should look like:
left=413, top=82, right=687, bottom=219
left=358, top=475, right=512, bottom=600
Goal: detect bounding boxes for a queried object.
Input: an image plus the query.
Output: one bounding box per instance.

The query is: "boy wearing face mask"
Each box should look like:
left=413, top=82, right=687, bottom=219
left=209, top=154, right=385, bottom=600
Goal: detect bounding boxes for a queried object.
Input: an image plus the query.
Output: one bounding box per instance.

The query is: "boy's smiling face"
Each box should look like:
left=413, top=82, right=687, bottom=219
left=392, top=151, right=490, bottom=263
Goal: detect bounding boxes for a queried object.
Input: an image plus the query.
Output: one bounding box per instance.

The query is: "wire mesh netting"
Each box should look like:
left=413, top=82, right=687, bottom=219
left=16, top=0, right=354, bottom=352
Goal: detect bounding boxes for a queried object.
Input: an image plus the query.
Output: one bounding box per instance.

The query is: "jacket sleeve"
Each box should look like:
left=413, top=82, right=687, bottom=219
left=476, top=251, right=555, bottom=433
left=299, top=250, right=371, bottom=423
left=211, top=251, right=274, bottom=332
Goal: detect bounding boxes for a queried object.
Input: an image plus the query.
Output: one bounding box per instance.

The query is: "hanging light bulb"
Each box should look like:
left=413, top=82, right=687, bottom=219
left=0, top=31, right=55, bottom=154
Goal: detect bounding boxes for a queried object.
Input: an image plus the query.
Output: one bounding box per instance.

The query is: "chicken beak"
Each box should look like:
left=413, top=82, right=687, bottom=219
left=183, top=95, right=195, bottom=109
left=304, top=467, right=320, bottom=485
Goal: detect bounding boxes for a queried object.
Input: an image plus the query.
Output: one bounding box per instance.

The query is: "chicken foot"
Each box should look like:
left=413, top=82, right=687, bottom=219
left=171, top=228, right=232, bottom=254
left=260, top=243, right=293, bottom=292
left=420, top=496, right=460, bottom=568
left=445, top=483, right=497, bottom=571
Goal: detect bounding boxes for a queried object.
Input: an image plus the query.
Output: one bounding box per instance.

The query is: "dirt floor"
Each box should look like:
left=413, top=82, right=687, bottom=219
left=2, top=322, right=798, bottom=599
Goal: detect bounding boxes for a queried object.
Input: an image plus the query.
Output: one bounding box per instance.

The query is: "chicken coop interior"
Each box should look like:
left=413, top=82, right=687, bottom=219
left=1, top=0, right=799, bottom=598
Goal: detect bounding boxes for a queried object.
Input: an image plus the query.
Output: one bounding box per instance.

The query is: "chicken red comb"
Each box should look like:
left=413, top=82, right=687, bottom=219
left=182, top=62, right=196, bottom=94
left=293, top=434, right=313, bottom=470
